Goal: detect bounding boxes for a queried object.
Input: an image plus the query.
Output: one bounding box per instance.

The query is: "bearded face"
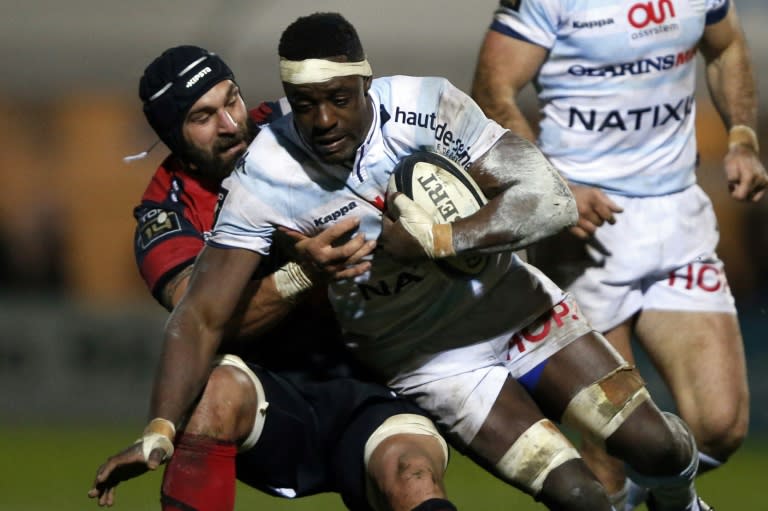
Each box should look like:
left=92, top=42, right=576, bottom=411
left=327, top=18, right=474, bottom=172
left=182, top=116, right=257, bottom=181
left=180, top=80, right=256, bottom=181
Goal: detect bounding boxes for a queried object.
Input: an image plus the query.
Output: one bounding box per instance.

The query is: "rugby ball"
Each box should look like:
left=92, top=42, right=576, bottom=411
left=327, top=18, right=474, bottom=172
left=388, top=151, right=489, bottom=276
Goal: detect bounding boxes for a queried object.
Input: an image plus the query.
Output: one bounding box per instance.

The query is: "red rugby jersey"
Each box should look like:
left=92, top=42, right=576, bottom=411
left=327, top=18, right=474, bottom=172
left=133, top=101, right=283, bottom=302
left=132, top=101, right=355, bottom=376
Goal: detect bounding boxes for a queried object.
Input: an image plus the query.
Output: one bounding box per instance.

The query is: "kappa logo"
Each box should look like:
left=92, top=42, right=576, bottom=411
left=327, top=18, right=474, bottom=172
left=313, top=201, right=358, bottom=226
left=572, top=18, right=615, bottom=30
left=186, top=66, right=212, bottom=88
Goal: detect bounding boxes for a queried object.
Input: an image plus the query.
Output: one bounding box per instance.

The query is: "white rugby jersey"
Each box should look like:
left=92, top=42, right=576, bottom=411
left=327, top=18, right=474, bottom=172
left=491, top=0, right=730, bottom=196
left=209, top=75, right=563, bottom=380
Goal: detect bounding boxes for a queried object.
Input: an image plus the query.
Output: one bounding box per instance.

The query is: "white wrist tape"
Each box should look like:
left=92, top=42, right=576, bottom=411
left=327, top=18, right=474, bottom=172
left=273, top=261, right=313, bottom=301
left=729, top=125, right=759, bottom=154
left=391, top=194, right=455, bottom=258
left=136, top=418, right=176, bottom=463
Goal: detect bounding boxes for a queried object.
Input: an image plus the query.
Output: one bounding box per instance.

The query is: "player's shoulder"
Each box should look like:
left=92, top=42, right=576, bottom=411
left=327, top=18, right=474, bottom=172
left=243, top=121, right=292, bottom=164
left=373, top=75, right=457, bottom=118
left=140, top=153, right=216, bottom=210
left=495, top=0, right=565, bottom=15
left=234, top=123, right=305, bottom=187
left=373, top=75, right=451, bottom=96
left=706, top=0, right=728, bottom=11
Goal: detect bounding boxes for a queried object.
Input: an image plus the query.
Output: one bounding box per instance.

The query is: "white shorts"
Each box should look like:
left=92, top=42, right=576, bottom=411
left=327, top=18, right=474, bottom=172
left=531, top=185, right=736, bottom=332
left=388, top=295, right=592, bottom=446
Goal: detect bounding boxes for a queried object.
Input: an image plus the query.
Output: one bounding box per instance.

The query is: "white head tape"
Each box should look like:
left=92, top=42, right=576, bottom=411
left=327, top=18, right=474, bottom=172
left=280, top=58, right=372, bottom=85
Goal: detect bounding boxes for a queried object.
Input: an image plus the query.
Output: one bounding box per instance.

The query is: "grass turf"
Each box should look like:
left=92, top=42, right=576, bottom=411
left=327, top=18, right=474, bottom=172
left=1, top=425, right=763, bottom=511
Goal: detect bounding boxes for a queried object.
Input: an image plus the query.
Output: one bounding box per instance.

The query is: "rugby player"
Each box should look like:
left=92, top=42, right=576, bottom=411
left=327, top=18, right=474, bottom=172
left=88, top=45, right=455, bottom=511
left=472, top=0, right=765, bottom=507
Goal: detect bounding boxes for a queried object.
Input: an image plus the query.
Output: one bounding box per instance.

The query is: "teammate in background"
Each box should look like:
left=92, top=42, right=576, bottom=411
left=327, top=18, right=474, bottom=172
left=88, top=45, right=457, bottom=511
left=126, top=13, right=713, bottom=511
left=472, top=0, right=766, bottom=508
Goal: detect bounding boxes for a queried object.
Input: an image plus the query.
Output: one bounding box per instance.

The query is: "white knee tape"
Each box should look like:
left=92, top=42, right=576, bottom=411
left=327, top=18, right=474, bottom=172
left=363, top=413, right=449, bottom=470
left=215, top=354, right=269, bottom=451
left=495, top=418, right=580, bottom=494
left=561, top=365, right=650, bottom=442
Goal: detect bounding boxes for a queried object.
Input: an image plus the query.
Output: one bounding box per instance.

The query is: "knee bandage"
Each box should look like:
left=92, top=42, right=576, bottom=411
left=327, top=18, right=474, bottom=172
left=215, top=354, right=269, bottom=451
left=561, top=364, right=650, bottom=442
left=364, top=414, right=450, bottom=511
left=495, top=418, right=580, bottom=495
left=364, top=413, right=448, bottom=469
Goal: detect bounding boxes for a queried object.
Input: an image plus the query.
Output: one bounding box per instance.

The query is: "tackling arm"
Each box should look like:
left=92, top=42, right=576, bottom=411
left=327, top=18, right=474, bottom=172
left=160, top=262, right=308, bottom=342
left=149, top=245, right=262, bottom=429
left=149, top=220, right=374, bottom=437
left=471, top=30, right=547, bottom=143
left=158, top=217, right=372, bottom=341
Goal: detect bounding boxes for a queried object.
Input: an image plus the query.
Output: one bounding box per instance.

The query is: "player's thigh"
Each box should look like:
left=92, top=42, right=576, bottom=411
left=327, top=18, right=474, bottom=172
left=234, top=367, right=324, bottom=496
left=469, top=374, right=555, bottom=463
left=635, top=309, right=749, bottom=436
left=184, top=358, right=259, bottom=441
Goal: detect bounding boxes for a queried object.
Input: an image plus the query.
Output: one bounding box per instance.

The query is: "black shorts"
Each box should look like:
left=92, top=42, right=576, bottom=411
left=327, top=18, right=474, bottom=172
left=234, top=364, right=429, bottom=511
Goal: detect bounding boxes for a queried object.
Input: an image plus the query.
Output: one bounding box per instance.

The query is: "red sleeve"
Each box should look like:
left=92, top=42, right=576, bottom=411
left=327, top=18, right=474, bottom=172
left=133, top=156, right=218, bottom=302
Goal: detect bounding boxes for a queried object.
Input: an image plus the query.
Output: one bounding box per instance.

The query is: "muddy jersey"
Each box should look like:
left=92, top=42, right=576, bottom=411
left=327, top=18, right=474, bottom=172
left=490, top=0, right=730, bottom=196
left=209, top=75, right=564, bottom=380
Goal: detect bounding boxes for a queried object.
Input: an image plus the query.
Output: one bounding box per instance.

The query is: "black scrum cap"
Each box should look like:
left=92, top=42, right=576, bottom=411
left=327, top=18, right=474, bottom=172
left=139, top=45, right=234, bottom=154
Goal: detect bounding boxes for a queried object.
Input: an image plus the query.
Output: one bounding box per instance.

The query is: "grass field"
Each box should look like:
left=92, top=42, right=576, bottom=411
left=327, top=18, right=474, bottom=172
left=1, top=425, right=765, bottom=511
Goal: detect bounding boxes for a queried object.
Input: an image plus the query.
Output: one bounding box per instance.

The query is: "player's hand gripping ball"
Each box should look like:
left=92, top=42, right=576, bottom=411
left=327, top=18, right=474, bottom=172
left=387, top=151, right=489, bottom=275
